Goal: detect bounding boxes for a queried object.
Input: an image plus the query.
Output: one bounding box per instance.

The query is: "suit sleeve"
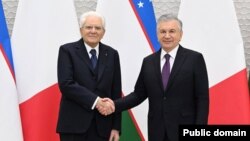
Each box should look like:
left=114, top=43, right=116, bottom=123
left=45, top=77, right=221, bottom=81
left=57, top=45, right=97, bottom=110
left=111, top=50, right=122, bottom=131
left=115, top=58, right=148, bottom=112
left=194, top=53, right=209, bottom=124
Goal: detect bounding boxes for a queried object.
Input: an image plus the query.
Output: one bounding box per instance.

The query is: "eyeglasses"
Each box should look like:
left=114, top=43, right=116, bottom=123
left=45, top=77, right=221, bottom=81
left=82, top=25, right=103, bottom=31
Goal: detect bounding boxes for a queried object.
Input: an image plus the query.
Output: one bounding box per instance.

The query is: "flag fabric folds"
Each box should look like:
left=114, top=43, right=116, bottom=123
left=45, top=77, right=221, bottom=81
left=0, top=0, right=23, bottom=140
left=97, top=0, right=159, bottom=140
left=178, top=0, right=250, bottom=124
left=11, top=0, right=80, bottom=140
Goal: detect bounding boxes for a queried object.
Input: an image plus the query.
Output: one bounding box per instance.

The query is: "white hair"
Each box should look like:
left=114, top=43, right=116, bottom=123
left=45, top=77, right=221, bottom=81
left=79, top=11, right=106, bottom=30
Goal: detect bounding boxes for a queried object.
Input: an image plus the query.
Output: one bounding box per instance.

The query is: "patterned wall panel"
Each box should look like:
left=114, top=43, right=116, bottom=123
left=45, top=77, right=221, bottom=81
left=2, top=0, right=250, bottom=73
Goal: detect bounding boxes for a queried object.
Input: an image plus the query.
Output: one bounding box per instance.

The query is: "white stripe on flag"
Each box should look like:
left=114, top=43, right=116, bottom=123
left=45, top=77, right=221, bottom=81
left=178, top=0, right=246, bottom=87
left=12, top=0, right=80, bottom=103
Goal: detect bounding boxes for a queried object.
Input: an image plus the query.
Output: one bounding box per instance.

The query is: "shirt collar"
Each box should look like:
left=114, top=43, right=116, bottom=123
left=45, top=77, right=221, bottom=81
left=161, top=45, right=179, bottom=60
left=85, top=43, right=99, bottom=57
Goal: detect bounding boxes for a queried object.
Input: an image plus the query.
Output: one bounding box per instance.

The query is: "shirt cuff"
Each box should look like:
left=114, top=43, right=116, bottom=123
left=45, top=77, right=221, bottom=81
left=91, top=96, right=99, bottom=110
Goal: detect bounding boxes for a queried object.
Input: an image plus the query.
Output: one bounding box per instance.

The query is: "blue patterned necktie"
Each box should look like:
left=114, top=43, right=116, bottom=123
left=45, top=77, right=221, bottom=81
left=162, top=54, right=170, bottom=90
left=90, top=49, right=97, bottom=69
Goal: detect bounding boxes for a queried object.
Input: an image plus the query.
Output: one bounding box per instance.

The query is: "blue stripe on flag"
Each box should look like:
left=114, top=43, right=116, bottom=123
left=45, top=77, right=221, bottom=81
left=130, top=0, right=160, bottom=52
left=0, top=0, right=15, bottom=72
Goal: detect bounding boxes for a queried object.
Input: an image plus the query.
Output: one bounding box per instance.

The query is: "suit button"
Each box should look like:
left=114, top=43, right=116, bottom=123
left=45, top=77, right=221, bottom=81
left=163, top=97, right=167, bottom=100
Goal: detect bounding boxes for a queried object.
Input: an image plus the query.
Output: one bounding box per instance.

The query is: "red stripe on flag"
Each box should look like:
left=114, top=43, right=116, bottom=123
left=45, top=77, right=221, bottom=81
left=0, top=44, right=15, bottom=81
left=128, top=0, right=155, bottom=53
left=20, top=84, right=61, bottom=141
left=208, top=69, right=250, bottom=124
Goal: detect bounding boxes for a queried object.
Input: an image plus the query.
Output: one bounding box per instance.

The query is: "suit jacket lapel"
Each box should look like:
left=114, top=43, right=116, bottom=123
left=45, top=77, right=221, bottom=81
left=167, top=46, right=187, bottom=90
left=153, top=50, right=165, bottom=91
left=75, top=39, right=94, bottom=73
left=97, top=43, right=108, bottom=82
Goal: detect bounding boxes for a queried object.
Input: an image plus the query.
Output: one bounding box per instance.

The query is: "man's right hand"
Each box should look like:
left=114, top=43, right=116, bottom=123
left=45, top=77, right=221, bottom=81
left=96, top=98, right=115, bottom=116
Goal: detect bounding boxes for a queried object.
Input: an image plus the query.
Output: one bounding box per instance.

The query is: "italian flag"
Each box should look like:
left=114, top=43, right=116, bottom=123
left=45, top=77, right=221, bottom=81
left=11, top=0, right=80, bottom=140
left=178, top=0, right=250, bottom=124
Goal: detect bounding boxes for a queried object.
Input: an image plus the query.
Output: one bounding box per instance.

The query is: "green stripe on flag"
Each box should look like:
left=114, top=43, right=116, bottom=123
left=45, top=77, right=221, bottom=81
left=120, top=111, right=141, bottom=141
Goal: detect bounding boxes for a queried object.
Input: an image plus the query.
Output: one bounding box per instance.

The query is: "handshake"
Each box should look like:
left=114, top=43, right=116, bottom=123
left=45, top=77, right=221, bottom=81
left=96, top=98, right=115, bottom=116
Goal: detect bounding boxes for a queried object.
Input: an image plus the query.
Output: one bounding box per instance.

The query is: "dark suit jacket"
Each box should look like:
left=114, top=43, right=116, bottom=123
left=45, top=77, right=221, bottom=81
left=115, top=45, right=209, bottom=141
left=56, top=38, right=122, bottom=138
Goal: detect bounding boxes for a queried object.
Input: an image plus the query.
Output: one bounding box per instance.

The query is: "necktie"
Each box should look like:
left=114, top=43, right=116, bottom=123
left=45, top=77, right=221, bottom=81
left=90, top=49, right=97, bottom=69
left=162, top=54, right=170, bottom=90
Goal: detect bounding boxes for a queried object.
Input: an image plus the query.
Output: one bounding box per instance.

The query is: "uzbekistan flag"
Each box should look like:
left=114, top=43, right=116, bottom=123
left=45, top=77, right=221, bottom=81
left=0, top=0, right=23, bottom=140
left=11, top=0, right=80, bottom=140
left=178, top=0, right=250, bottom=124
left=97, top=0, right=159, bottom=140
